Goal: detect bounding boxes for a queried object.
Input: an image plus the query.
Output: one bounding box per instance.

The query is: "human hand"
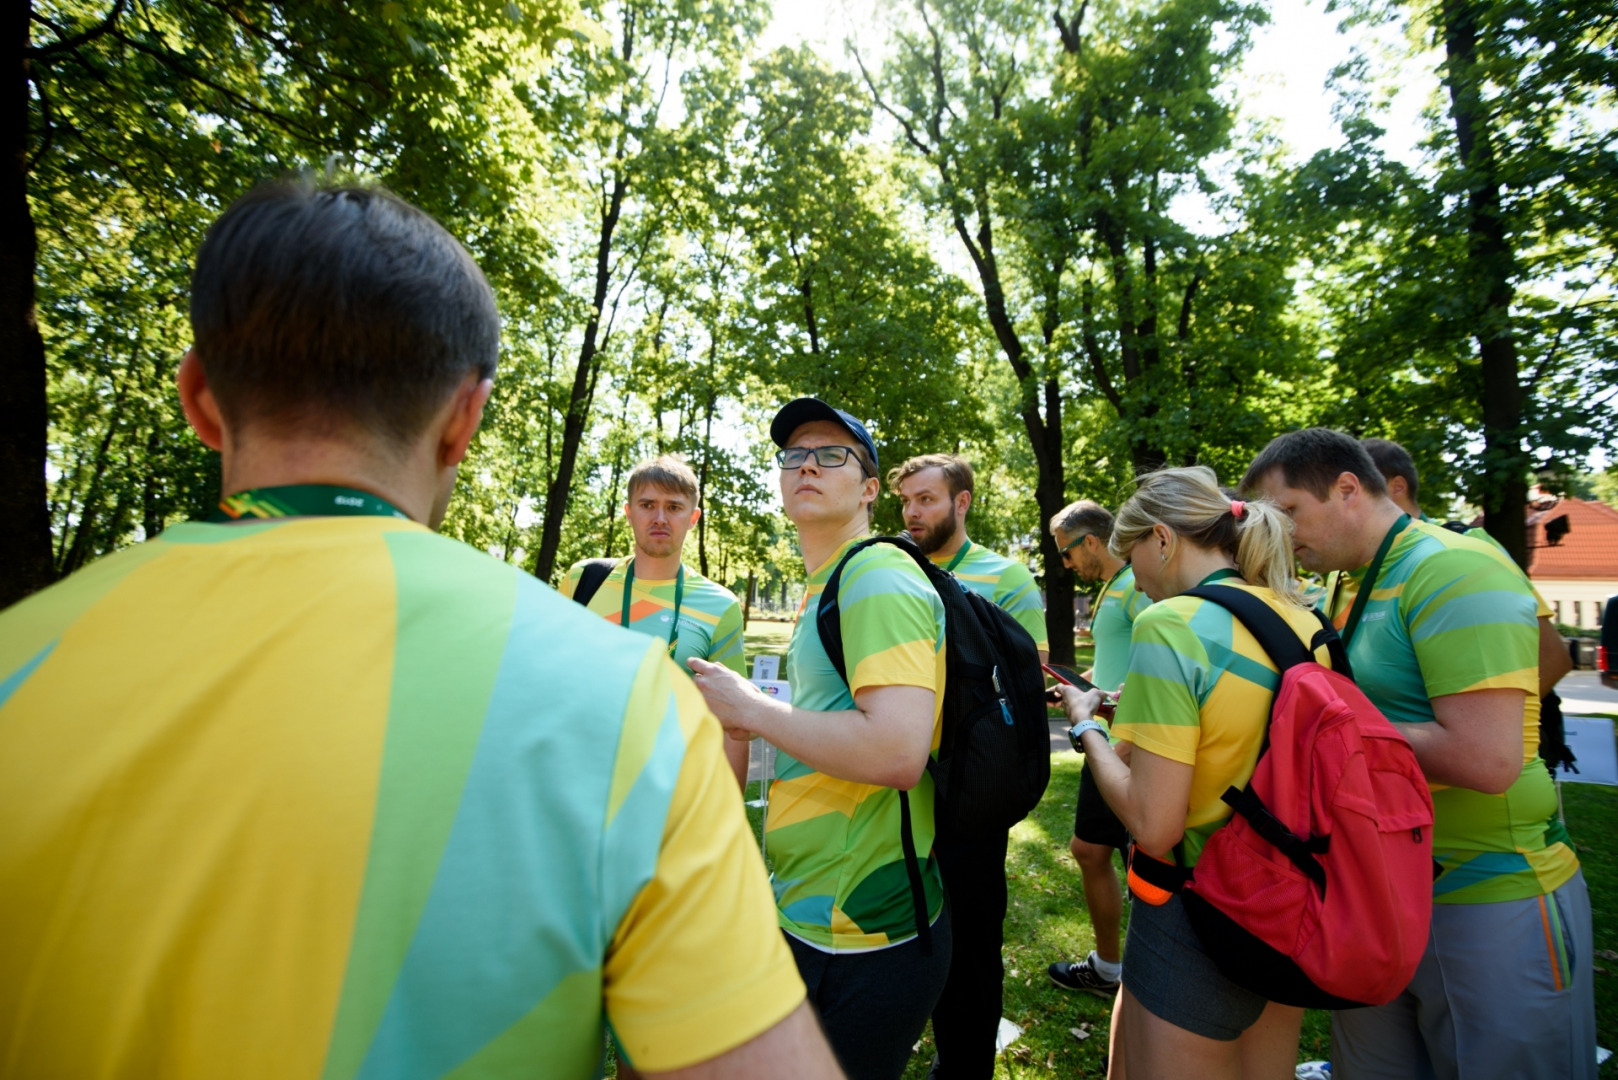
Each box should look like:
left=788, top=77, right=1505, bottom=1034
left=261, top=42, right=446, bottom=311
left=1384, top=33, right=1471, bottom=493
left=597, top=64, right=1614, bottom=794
left=1053, top=684, right=1106, bottom=726
left=689, top=657, right=778, bottom=740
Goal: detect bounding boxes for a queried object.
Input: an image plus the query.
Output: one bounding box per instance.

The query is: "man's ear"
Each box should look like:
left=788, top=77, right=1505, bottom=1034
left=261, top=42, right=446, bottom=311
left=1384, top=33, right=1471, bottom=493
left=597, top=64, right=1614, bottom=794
left=956, top=490, right=972, bottom=518
left=439, top=376, right=494, bottom=468
left=176, top=350, right=226, bottom=451
left=689, top=506, right=703, bottom=527
left=1335, top=470, right=1363, bottom=503
left=1388, top=476, right=1408, bottom=501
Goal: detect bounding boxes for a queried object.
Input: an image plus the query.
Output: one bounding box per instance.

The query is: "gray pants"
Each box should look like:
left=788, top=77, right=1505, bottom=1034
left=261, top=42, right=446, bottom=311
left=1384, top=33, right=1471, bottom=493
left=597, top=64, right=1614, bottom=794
left=1331, top=870, right=1595, bottom=1080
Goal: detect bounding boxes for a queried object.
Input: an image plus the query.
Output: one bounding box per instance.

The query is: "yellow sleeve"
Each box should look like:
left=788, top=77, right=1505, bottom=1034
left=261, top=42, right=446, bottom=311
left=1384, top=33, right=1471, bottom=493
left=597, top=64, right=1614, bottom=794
left=558, top=562, right=583, bottom=600
left=603, top=670, right=804, bottom=1070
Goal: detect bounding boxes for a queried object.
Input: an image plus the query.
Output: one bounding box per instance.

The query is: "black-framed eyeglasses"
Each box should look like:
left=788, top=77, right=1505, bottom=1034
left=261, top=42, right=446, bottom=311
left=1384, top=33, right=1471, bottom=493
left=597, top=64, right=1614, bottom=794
left=776, top=445, right=871, bottom=477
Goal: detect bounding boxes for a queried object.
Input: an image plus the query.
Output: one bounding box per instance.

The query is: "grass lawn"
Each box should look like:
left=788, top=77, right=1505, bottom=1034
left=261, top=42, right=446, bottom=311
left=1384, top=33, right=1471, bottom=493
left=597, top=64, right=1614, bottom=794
left=735, top=617, right=1618, bottom=1077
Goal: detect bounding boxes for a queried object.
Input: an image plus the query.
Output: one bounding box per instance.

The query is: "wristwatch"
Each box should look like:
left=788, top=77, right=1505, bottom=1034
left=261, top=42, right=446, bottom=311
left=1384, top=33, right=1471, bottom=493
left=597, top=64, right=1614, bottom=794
left=1067, top=719, right=1109, bottom=753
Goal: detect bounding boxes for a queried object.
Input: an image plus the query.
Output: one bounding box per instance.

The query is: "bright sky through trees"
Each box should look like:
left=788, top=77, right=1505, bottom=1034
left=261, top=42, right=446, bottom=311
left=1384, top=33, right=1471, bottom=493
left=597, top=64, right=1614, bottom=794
left=761, top=0, right=1434, bottom=166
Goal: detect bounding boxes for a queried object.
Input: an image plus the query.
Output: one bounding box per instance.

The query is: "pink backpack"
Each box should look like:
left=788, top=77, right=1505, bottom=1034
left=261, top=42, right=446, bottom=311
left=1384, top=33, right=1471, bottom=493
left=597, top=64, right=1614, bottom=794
left=1173, top=585, right=1435, bottom=1008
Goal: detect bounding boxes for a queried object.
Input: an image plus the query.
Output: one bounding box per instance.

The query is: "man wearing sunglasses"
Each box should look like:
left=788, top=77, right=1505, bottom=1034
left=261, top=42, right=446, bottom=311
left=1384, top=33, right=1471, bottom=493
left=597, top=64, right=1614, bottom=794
left=690, top=398, right=951, bottom=1080
left=1043, top=501, right=1150, bottom=1000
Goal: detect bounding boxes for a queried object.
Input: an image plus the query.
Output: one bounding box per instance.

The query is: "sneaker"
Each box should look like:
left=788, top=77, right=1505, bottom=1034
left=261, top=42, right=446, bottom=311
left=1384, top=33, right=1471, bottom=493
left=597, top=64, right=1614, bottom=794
left=1047, top=956, right=1120, bottom=998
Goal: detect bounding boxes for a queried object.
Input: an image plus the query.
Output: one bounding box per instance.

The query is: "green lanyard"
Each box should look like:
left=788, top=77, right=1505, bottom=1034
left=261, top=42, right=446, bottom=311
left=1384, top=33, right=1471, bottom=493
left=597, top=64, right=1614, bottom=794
left=942, top=540, right=973, bottom=573
left=1098, top=561, right=1132, bottom=603
left=1198, top=567, right=1243, bottom=586
left=623, top=559, right=685, bottom=658
left=207, top=484, right=410, bottom=522
left=1331, top=513, right=1410, bottom=648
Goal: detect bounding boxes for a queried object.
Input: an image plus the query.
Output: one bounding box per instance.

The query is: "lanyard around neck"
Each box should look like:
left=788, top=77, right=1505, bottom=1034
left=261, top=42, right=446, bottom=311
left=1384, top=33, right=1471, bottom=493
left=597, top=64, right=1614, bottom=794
left=1334, top=513, right=1410, bottom=648
left=1099, top=561, right=1132, bottom=600
left=1197, top=567, right=1243, bottom=586
left=207, top=484, right=409, bottom=522
left=942, top=540, right=973, bottom=574
left=624, top=558, right=685, bottom=656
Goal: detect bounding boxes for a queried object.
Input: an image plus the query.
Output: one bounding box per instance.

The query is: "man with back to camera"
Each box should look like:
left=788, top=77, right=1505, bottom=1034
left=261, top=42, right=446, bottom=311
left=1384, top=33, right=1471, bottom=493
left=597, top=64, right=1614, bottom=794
left=889, top=452, right=1044, bottom=1079
left=1245, top=428, right=1595, bottom=1080
left=688, top=399, right=952, bottom=1080
left=1043, top=501, right=1151, bottom=1000
left=0, top=180, right=842, bottom=1080
left=1360, top=437, right=1575, bottom=733
left=562, top=454, right=751, bottom=788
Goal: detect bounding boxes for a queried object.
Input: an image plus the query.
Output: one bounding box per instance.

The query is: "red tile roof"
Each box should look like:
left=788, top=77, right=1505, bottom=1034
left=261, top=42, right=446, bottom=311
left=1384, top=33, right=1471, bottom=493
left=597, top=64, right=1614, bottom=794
left=1526, top=497, right=1618, bottom=581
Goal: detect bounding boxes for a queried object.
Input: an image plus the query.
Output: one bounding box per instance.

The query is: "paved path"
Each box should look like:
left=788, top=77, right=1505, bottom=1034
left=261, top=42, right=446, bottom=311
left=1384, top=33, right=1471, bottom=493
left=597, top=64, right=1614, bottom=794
left=1560, top=670, right=1618, bottom=717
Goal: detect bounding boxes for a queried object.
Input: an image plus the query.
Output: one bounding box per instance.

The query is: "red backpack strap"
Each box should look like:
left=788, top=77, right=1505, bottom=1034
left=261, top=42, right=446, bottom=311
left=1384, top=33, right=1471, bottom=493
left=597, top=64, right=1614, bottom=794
left=1182, top=585, right=1334, bottom=895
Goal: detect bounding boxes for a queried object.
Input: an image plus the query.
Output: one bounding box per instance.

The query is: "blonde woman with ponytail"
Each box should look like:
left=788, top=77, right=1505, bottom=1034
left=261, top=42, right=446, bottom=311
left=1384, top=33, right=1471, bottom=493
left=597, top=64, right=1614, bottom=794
left=1053, top=466, right=1329, bottom=1080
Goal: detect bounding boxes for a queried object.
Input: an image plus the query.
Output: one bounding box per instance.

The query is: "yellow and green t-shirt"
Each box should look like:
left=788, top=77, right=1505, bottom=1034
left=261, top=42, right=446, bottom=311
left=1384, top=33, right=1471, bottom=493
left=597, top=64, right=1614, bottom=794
left=1109, top=583, right=1332, bottom=866
left=931, top=540, right=1048, bottom=652
left=1090, top=564, right=1152, bottom=692
left=772, top=537, right=948, bottom=952
left=560, top=556, right=746, bottom=677
left=0, top=518, right=803, bottom=1078
left=1327, top=518, right=1576, bottom=905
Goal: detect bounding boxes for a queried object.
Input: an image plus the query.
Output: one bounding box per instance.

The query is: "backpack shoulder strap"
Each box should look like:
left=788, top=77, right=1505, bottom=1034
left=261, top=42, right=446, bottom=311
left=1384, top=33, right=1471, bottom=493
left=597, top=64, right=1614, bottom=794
left=570, top=558, right=620, bottom=608
left=816, top=535, right=935, bottom=686
left=815, top=535, right=942, bottom=956
left=1182, top=585, right=1315, bottom=672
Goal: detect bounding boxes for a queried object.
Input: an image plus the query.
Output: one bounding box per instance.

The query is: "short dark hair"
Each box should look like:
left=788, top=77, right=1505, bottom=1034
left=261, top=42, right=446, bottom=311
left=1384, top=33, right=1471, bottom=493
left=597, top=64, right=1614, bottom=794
left=1240, top=428, right=1388, bottom=500
left=190, top=179, right=499, bottom=446
left=887, top=454, right=974, bottom=498
left=1361, top=438, right=1419, bottom=502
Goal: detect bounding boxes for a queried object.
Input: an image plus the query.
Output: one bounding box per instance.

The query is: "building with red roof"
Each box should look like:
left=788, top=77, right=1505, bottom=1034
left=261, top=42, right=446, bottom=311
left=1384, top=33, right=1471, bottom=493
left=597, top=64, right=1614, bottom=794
left=1525, top=497, right=1618, bottom=630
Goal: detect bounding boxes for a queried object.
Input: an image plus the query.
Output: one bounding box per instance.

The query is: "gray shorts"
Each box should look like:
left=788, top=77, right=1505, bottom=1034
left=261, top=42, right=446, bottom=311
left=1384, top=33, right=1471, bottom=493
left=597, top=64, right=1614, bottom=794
left=1331, top=869, right=1596, bottom=1080
left=1121, top=891, right=1269, bottom=1041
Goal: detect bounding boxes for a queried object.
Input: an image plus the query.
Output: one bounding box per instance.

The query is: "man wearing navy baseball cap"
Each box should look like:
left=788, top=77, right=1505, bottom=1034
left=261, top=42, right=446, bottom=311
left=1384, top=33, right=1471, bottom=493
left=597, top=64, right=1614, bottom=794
left=690, top=398, right=952, bottom=1080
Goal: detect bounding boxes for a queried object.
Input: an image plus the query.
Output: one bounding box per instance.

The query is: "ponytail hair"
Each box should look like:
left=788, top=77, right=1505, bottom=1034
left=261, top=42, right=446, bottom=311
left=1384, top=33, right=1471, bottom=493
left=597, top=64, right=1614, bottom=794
left=1109, top=465, right=1304, bottom=607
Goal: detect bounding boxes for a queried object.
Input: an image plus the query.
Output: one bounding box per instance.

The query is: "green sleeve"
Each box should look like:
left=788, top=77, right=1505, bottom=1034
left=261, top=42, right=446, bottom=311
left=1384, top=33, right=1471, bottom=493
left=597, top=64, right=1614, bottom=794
left=1404, top=548, right=1538, bottom=698
left=839, top=548, right=944, bottom=696
left=993, top=562, right=1049, bottom=651
left=1109, top=601, right=1208, bottom=767
left=710, top=599, right=748, bottom=676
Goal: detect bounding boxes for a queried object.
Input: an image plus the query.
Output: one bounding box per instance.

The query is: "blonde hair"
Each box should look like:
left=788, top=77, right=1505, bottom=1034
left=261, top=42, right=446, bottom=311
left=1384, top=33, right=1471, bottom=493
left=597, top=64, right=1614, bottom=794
left=1109, top=466, right=1303, bottom=607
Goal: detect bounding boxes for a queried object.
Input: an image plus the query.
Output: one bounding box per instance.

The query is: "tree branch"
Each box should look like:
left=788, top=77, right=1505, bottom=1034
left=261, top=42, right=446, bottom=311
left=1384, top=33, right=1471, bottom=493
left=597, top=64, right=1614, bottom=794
left=852, top=45, right=935, bottom=158
left=28, top=0, right=127, bottom=59
left=1053, top=1, right=1087, bottom=55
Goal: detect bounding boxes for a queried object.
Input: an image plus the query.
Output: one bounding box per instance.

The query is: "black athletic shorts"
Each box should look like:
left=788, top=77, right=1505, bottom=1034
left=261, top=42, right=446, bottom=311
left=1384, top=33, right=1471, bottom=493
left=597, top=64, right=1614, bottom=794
left=1073, top=758, right=1128, bottom=850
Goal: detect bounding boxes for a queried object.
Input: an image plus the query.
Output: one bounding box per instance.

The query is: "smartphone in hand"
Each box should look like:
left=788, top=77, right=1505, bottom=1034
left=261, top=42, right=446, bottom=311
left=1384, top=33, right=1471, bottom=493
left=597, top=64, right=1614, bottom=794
left=1041, top=662, right=1097, bottom=691
left=1042, top=663, right=1117, bottom=719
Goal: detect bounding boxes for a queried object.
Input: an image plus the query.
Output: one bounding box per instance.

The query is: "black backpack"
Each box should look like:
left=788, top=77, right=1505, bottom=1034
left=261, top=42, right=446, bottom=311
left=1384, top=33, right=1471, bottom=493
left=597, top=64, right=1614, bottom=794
left=569, top=559, right=618, bottom=607
left=816, top=535, right=1050, bottom=950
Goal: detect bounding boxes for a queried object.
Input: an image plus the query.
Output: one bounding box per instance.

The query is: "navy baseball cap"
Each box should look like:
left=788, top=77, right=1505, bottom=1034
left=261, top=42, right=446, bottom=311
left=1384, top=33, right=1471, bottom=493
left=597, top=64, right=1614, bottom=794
left=769, top=398, right=879, bottom=474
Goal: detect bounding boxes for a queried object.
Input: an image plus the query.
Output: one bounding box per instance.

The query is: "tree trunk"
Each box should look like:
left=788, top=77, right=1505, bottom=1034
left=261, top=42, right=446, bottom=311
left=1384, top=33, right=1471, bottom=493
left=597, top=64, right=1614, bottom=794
left=742, top=568, right=754, bottom=628
left=1440, top=0, right=1527, bottom=566
left=530, top=170, right=626, bottom=583
left=697, top=336, right=717, bottom=576
left=2, top=2, right=54, bottom=609
left=945, top=195, right=1076, bottom=664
